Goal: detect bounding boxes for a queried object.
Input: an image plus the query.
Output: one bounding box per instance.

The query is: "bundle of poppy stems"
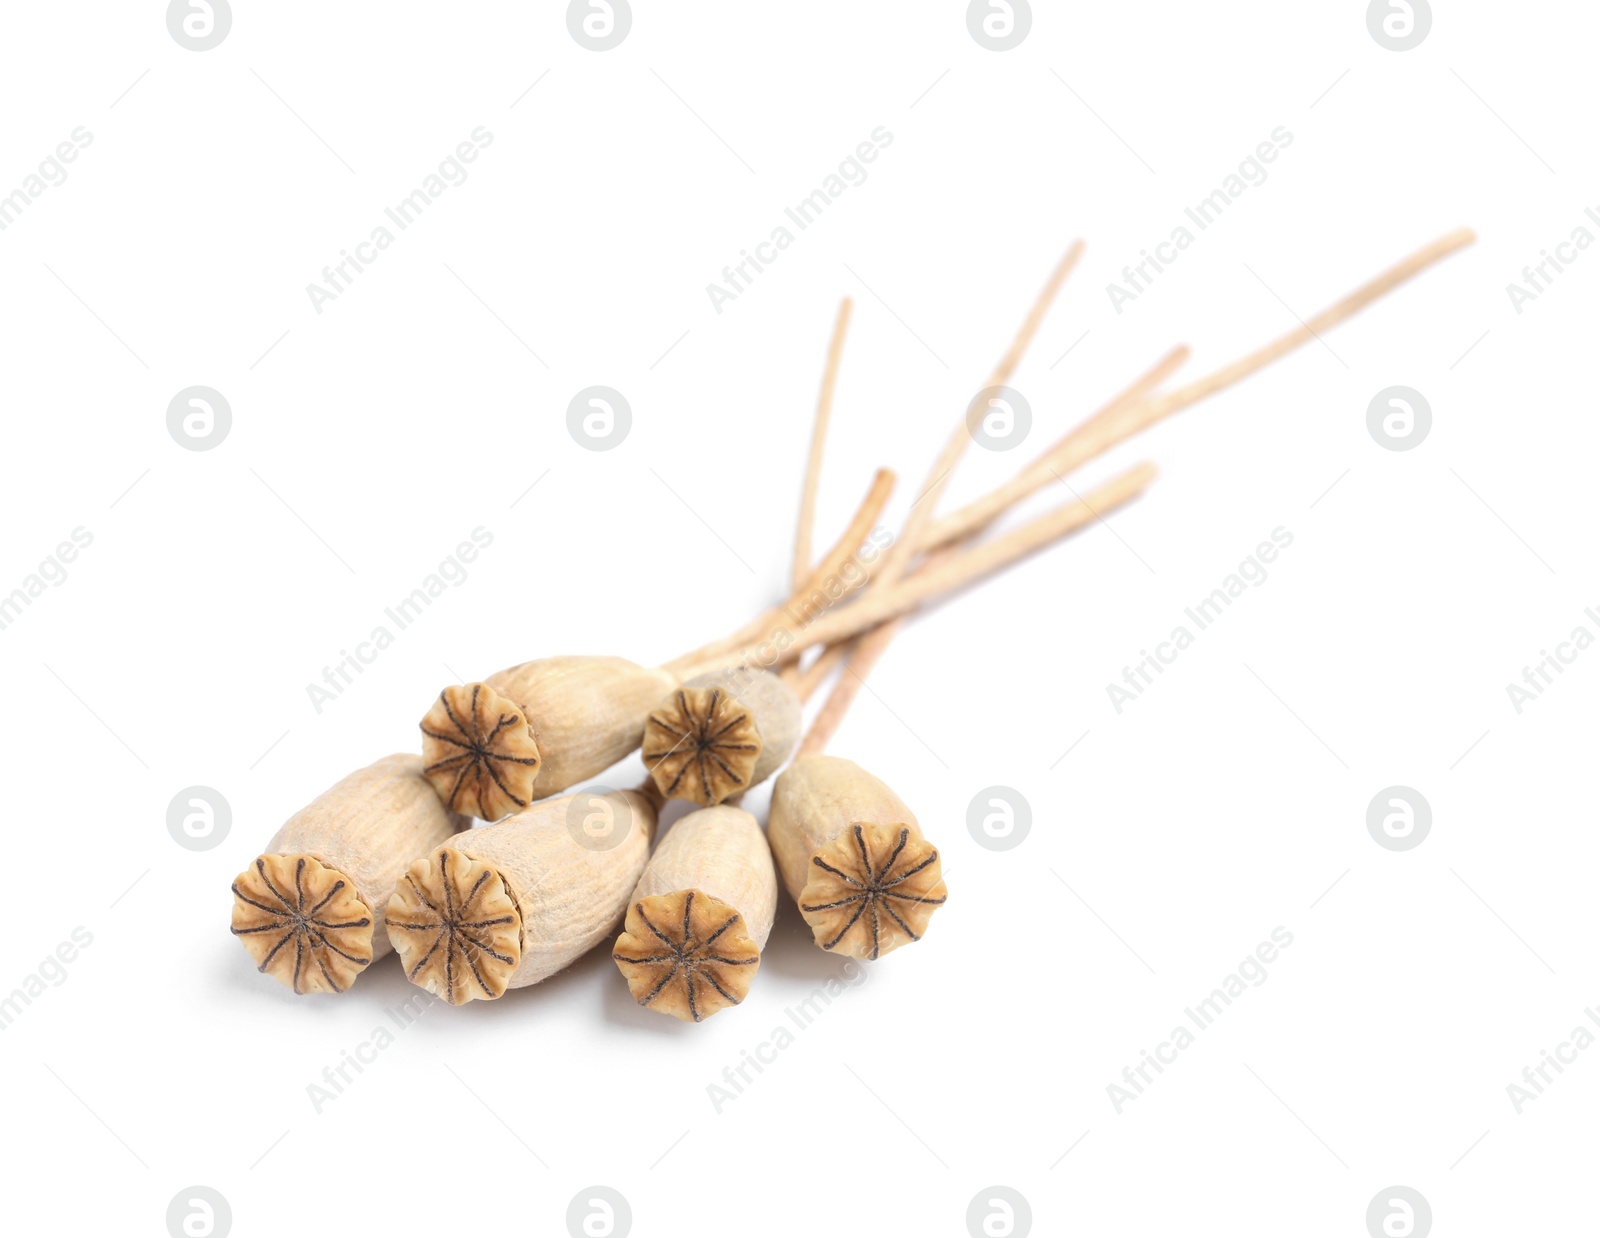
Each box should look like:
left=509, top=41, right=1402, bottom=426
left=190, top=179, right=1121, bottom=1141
left=230, top=227, right=1474, bottom=1020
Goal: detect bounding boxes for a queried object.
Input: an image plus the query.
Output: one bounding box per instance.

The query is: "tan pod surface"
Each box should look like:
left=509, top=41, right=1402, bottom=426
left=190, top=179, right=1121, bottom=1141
left=230, top=754, right=466, bottom=994
left=767, top=754, right=947, bottom=960
left=386, top=788, right=658, bottom=1004
left=420, top=656, right=676, bottom=820
left=613, top=806, right=777, bottom=1021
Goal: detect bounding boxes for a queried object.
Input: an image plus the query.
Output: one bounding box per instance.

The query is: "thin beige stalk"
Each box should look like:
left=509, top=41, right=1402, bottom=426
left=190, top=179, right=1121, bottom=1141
left=923, top=229, right=1476, bottom=550
left=808, top=243, right=1092, bottom=744
left=869, top=240, right=1084, bottom=592
left=919, top=343, right=1188, bottom=552
left=794, top=642, right=851, bottom=702
left=675, top=466, right=895, bottom=678
left=794, top=550, right=957, bottom=760
left=799, top=347, right=1188, bottom=739
left=792, top=297, right=854, bottom=591
left=685, top=461, right=1155, bottom=678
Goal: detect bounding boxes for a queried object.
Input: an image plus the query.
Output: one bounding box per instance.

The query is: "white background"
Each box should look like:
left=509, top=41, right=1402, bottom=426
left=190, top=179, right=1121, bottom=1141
left=0, top=2, right=1593, bottom=1234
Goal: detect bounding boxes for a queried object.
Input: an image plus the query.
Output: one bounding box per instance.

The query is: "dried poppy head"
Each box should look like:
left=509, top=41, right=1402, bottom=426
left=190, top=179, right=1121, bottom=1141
left=388, top=787, right=660, bottom=1003
left=230, top=853, right=374, bottom=994
left=768, top=755, right=949, bottom=960
left=610, top=805, right=776, bottom=1023
left=641, top=669, right=800, bottom=807
left=613, top=889, right=761, bottom=1022
left=385, top=847, right=523, bottom=1005
left=419, top=657, right=679, bottom=820
left=228, top=755, right=467, bottom=996
left=419, top=683, right=542, bottom=822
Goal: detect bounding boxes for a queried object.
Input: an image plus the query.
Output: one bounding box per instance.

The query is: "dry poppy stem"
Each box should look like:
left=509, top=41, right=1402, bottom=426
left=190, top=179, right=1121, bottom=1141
left=803, top=344, right=1188, bottom=718
left=806, top=241, right=1094, bottom=737
left=783, top=259, right=1111, bottom=702
left=915, top=342, right=1189, bottom=553
left=794, top=347, right=1186, bottom=742
left=794, top=642, right=851, bottom=702
left=781, top=297, right=858, bottom=697
left=791, top=297, right=854, bottom=592
left=867, top=240, right=1085, bottom=594
left=777, top=654, right=811, bottom=694
left=922, top=227, right=1477, bottom=551
left=669, top=242, right=1085, bottom=687
left=794, top=551, right=958, bottom=760
left=229, top=754, right=466, bottom=995
left=691, top=465, right=896, bottom=674
left=682, top=461, right=1156, bottom=679
left=684, top=240, right=1127, bottom=686
left=772, top=228, right=1474, bottom=961
left=802, top=229, right=1474, bottom=712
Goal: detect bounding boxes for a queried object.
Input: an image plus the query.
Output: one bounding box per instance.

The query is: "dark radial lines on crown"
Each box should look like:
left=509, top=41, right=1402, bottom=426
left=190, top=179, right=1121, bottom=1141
left=803, top=825, right=946, bottom=960
left=612, top=890, right=760, bottom=1022
left=229, top=856, right=372, bottom=994
left=388, top=851, right=519, bottom=1001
